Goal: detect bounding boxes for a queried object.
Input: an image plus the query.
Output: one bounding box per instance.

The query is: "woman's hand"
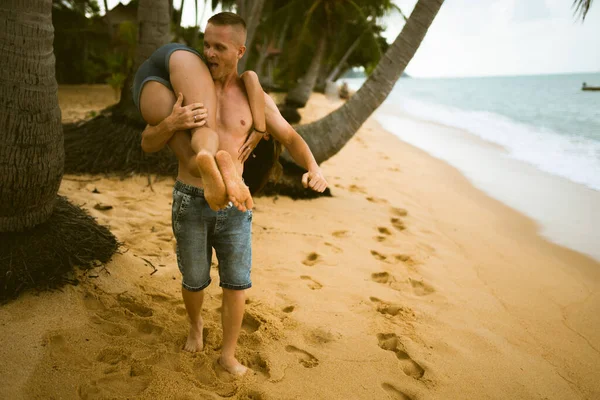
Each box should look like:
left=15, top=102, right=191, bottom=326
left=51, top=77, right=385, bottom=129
left=167, top=92, right=208, bottom=131
left=238, top=129, right=266, bottom=163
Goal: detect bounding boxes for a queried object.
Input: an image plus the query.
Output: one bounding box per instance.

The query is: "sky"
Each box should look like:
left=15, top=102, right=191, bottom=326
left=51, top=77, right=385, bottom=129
left=102, top=0, right=600, bottom=78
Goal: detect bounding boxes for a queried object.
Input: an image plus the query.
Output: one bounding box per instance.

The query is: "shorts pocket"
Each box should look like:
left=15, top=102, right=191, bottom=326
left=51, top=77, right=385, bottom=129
left=172, top=191, right=191, bottom=234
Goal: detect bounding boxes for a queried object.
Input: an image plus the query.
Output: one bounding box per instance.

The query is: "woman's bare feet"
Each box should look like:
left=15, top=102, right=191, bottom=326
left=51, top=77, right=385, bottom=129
left=183, top=320, right=204, bottom=352
left=196, top=150, right=228, bottom=211
left=215, top=150, right=253, bottom=212
left=218, top=355, right=248, bottom=376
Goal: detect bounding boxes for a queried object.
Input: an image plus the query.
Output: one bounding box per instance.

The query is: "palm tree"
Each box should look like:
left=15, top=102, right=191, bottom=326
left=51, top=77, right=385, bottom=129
left=236, top=0, right=267, bottom=72
left=284, top=0, right=395, bottom=108
left=276, top=0, right=444, bottom=180
left=573, top=0, right=593, bottom=20
left=63, top=0, right=174, bottom=175
left=0, top=0, right=117, bottom=302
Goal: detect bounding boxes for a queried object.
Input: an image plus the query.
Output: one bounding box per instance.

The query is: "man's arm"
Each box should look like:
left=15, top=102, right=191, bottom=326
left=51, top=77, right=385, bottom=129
left=141, top=93, right=207, bottom=153
left=264, top=93, right=328, bottom=193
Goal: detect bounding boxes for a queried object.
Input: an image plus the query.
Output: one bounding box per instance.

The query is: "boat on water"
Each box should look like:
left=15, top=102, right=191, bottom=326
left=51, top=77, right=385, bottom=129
left=581, top=82, right=600, bottom=91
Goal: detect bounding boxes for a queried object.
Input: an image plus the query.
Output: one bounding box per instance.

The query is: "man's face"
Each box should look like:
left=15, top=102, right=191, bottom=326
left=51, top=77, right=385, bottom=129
left=203, top=24, right=245, bottom=79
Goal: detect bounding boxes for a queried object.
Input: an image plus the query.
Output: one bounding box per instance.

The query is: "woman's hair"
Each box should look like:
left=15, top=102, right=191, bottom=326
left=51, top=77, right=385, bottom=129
left=242, top=137, right=282, bottom=195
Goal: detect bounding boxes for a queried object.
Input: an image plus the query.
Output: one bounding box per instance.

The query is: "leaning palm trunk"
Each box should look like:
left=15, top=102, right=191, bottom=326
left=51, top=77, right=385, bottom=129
left=63, top=0, right=174, bottom=175
left=285, top=35, right=328, bottom=108
left=261, top=0, right=444, bottom=198
left=294, top=0, right=444, bottom=164
left=0, top=0, right=117, bottom=302
left=326, top=33, right=362, bottom=83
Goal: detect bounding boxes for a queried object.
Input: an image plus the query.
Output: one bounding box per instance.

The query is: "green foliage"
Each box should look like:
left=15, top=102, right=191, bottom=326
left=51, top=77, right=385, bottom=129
left=53, top=0, right=101, bottom=16
left=246, top=0, right=401, bottom=90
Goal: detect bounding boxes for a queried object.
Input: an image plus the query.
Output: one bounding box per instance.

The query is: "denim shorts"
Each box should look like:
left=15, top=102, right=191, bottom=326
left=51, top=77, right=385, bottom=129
left=171, top=180, right=253, bottom=291
left=132, top=43, right=205, bottom=112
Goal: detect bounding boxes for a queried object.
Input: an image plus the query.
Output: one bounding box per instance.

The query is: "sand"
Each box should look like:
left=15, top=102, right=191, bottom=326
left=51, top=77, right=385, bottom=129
left=1, top=85, right=599, bottom=399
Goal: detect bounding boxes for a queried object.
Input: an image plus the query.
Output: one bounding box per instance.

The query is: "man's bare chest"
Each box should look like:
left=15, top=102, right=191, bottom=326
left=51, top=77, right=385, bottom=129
left=215, top=88, right=252, bottom=139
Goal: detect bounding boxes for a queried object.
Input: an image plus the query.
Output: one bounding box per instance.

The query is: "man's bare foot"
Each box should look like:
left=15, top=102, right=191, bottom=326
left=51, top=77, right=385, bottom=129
left=196, top=150, right=227, bottom=211
left=183, top=321, right=204, bottom=352
left=218, top=355, right=248, bottom=376
left=215, top=150, right=253, bottom=212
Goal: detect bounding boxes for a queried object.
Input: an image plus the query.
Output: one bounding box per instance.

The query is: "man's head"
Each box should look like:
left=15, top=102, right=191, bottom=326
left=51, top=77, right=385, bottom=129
left=204, top=12, right=247, bottom=79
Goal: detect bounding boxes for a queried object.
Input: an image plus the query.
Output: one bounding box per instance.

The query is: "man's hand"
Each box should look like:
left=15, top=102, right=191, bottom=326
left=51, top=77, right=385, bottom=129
left=167, top=92, right=208, bottom=131
left=302, top=168, right=328, bottom=193
left=238, top=129, right=265, bottom=163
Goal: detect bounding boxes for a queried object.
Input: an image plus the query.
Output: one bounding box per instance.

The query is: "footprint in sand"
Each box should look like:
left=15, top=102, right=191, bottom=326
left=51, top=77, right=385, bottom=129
left=371, top=250, right=387, bottom=261
left=394, top=254, right=416, bottom=265
left=242, top=353, right=271, bottom=378
left=96, top=347, right=128, bottom=368
left=302, top=252, right=321, bottom=266
left=374, top=236, right=387, bottom=243
left=390, top=218, right=406, bottom=231
left=381, top=383, right=413, bottom=400
left=242, top=312, right=262, bottom=333
left=378, top=227, right=392, bottom=235
left=116, top=294, right=154, bottom=317
left=304, top=328, right=337, bottom=345
left=348, top=184, right=367, bottom=194
left=367, top=196, right=388, bottom=204
left=332, top=230, right=350, bottom=238
left=89, top=315, right=130, bottom=337
left=370, top=297, right=416, bottom=319
left=371, top=272, right=392, bottom=284
left=390, top=207, right=408, bottom=217
left=377, top=333, right=424, bottom=379
left=78, top=364, right=152, bottom=400
left=285, top=345, right=319, bottom=368
left=300, top=275, right=322, bottom=290
left=282, top=305, right=295, bottom=313
left=324, top=242, right=343, bottom=254
left=409, top=278, right=435, bottom=296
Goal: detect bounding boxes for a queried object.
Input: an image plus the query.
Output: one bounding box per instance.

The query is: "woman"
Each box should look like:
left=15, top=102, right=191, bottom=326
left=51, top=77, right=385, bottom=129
left=133, top=42, right=270, bottom=210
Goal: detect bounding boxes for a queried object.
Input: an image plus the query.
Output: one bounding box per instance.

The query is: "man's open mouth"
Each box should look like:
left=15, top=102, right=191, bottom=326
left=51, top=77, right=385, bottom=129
left=207, top=62, right=218, bottom=69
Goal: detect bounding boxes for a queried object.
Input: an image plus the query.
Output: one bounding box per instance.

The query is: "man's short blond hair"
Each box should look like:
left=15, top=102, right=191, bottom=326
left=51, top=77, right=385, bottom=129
left=207, top=12, right=247, bottom=45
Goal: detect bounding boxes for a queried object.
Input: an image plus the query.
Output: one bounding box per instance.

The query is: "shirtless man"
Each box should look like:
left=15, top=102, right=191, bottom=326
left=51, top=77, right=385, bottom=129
left=140, top=12, right=328, bottom=376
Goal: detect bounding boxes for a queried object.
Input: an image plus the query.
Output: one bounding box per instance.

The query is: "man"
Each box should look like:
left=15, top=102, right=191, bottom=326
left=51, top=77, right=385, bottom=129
left=141, top=12, right=327, bottom=376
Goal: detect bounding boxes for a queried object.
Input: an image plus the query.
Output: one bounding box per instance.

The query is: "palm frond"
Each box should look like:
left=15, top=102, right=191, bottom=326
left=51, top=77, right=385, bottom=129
left=573, top=0, right=593, bottom=21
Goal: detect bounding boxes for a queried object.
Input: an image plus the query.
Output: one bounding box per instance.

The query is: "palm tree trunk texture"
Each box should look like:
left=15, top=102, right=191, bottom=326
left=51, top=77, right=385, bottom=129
left=118, top=0, right=171, bottom=114
left=285, top=35, right=328, bottom=108
left=0, top=0, right=118, bottom=302
left=0, top=0, right=63, bottom=231
left=293, top=0, right=445, bottom=164
left=64, top=0, right=174, bottom=175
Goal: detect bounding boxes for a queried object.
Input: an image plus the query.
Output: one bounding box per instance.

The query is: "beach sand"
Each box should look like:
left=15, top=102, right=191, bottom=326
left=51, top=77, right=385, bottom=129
left=1, top=85, right=599, bottom=399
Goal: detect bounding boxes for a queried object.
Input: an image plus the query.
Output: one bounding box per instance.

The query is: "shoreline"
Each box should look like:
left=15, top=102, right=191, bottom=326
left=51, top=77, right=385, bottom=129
left=1, top=88, right=599, bottom=399
left=375, top=103, right=600, bottom=262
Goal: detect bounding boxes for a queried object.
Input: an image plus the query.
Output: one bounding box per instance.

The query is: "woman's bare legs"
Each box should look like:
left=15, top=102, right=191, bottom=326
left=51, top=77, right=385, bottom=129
left=169, top=50, right=227, bottom=210
left=138, top=81, right=200, bottom=179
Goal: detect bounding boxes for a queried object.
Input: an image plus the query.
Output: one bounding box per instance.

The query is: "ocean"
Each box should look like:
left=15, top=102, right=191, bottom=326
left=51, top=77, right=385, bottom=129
left=346, top=73, right=600, bottom=260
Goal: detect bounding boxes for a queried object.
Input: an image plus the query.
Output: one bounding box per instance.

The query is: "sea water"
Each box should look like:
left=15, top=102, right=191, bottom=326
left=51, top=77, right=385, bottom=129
left=346, top=73, right=600, bottom=260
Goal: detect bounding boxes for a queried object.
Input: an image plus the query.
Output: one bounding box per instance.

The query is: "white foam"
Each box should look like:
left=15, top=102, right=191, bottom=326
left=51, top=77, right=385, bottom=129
left=374, top=113, right=600, bottom=261
left=384, top=96, right=600, bottom=191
